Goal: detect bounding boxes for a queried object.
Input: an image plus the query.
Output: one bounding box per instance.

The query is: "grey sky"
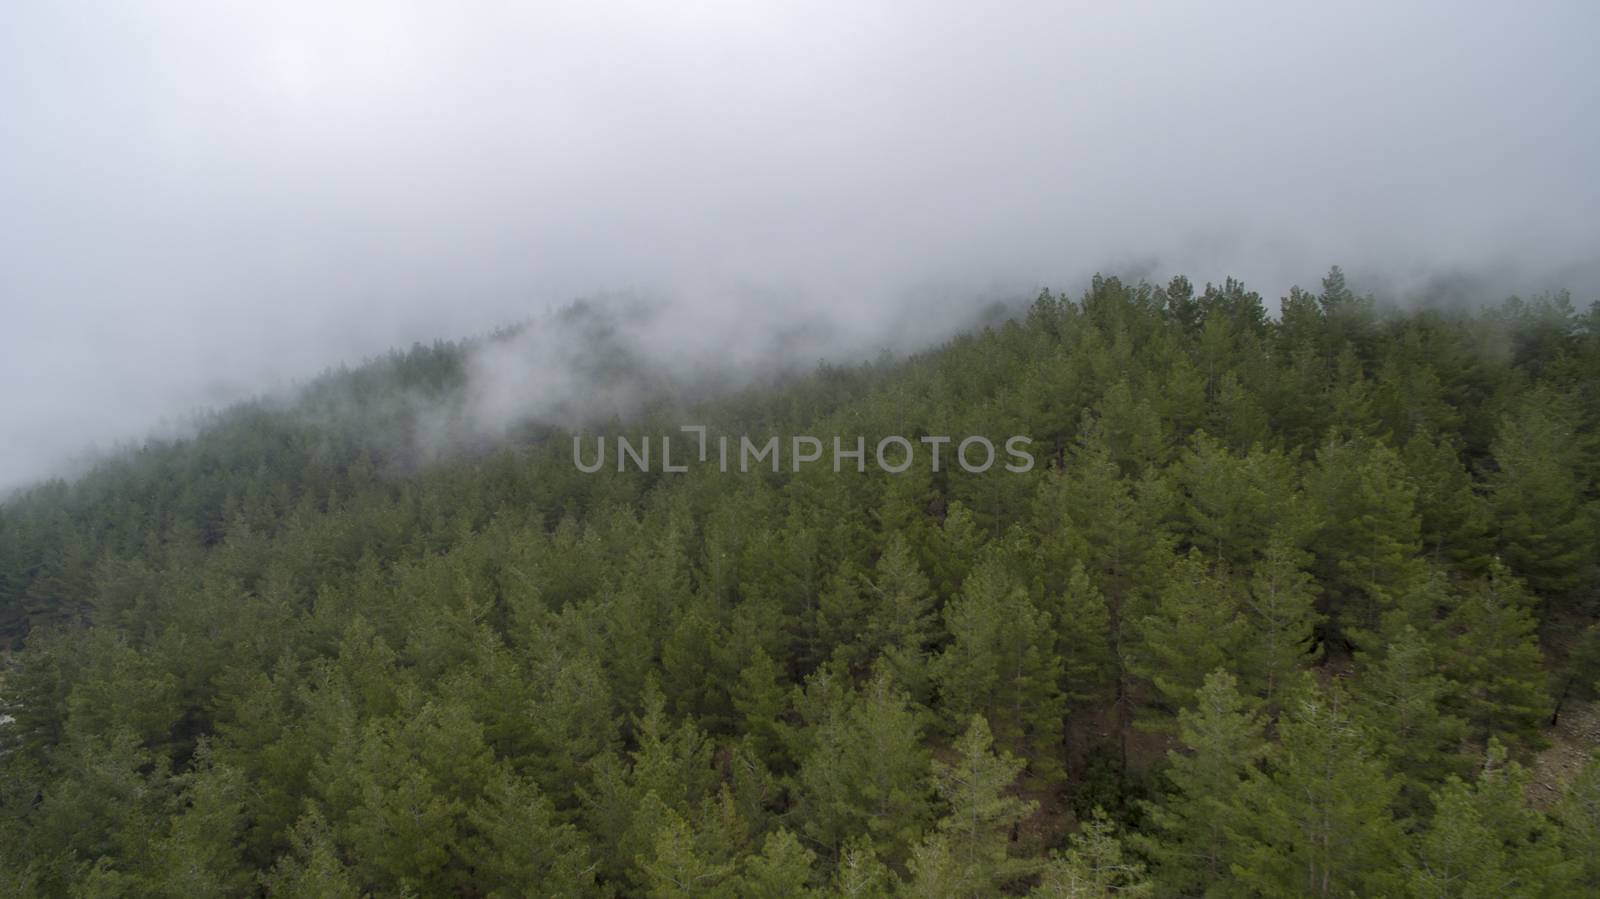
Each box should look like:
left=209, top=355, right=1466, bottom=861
left=2, top=1, right=1597, bottom=488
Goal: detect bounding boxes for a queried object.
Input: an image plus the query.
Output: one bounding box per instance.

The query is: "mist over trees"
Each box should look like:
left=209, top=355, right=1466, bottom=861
left=2, top=270, right=1600, bottom=896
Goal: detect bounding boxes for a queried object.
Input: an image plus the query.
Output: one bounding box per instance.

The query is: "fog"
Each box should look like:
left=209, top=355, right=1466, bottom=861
left=2, top=1, right=1597, bottom=489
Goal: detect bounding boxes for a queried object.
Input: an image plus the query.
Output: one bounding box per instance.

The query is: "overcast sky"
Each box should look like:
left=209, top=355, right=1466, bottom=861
left=2, top=1, right=1597, bottom=488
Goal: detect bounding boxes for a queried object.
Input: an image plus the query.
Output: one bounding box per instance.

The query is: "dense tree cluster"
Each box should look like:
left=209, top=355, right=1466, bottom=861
left=2, top=270, right=1599, bottom=896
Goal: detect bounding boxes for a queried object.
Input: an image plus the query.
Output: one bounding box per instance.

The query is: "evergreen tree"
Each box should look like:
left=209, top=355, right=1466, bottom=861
left=737, top=829, right=820, bottom=899
left=1228, top=681, right=1405, bottom=898
left=1043, top=563, right=1116, bottom=709
left=1555, top=754, right=1600, bottom=889
left=145, top=742, right=252, bottom=898
left=910, top=715, right=1039, bottom=897
left=923, top=501, right=986, bottom=602
left=258, top=807, right=364, bottom=899
left=792, top=669, right=931, bottom=865
left=1487, top=394, right=1597, bottom=597
left=1401, top=429, right=1494, bottom=574
left=829, top=839, right=899, bottom=899
left=1171, top=434, right=1310, bottom=571
left=1, top=272, right=1596, bottom=894
left=1136, top=551, right=1249, bottom=714
left=458, top=768, right=599, bottom=898
left=1032, top=811, right=1155, bottom=899
left=1354, top=624, right=1469, bottom=800
left=1408, top=741, right=1578, bottom=897
left=1303, top=434, right=1425, bottom=638
left=932, top=557, right=1064, bottom=777
left=1138, top=670, right=1264, bottom=897
left=637, top=801, right=738, bottom=899
left=1441, top=565, right=1549, bottom=744
left=1237, top=539, right=1322, bottom=706
left=333, top=701, right=497, bottom=894
left=824, top=534, right=938, bottom=698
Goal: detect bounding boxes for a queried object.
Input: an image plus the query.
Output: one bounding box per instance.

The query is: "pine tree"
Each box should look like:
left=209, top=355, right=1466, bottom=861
left=736, top=829, right=819, bottom=899
left=638, top=802, right=738, bottom=899
left=903, top=833, right=969, bottom=899
left=818, top=564, right=874, bottom=673
left=456, top=768, right=599, bottom=897
left=792, top=669, right=931, bottom=865
left=18, top=510, right=94, bottom=632
left=932, top=558, right=1064, bottom=778
left=659, top=595, right=737, bottom=726
left=258, top=807, right=364, bottom=899
left=1207, top=371, right=1272, bottom=452
left=333, top=701, right=497, bottom=894
left=1038, top=421, right=1169, bottom=602
left=1408, top=741, right=1578, bottom=896
left=1372, top=333, right=1461, bottom=443
left=1136, top=551, right=1249, bottom=714
left=1137, top=670, right=1264, bottom=897
left=1326, top=347, right=1381, bottom=438
left=1035, top=422, right=1171, bottom=767
left=1354, top=624, right=1469, bottom=801
left=1032, top=810, right=1155, bottom=898
left=1095, top=379, right=1167, bottom=474
left=1228, top=681, right=1405, bottom=897
left=1172, top=434, right=1310, bottom=571
left=1441, top=564, right=1548, bottom=744
left=908, top=715, right=1038, bottom=898
left=924, top=501, right=985, bottom=602
left=1401, top=429, right=1494, bottom=575
left=731, top=648, right=792, bottom=770
left=1303, top=434, right=1426, bottom=638
left=1487, top=394, right=1597, bottom=597
left=1263, top=343, right=1331, bottom=448
left=1317, top=266, right=1378, bottom=362
left=832, top=533, right=938, bottom=700
left=146, top=742, right=252, bottom=898
left=829, top=838, right=898, bottom=899
left=29, top=728, right=169, bottom=891
left=497, top=612, right=617, bottom=805
left=579, top=682, right=717, bottom=889
left=1555, top=754, right=1600, bottom=889
left=1043, top=563, right=1116, bottom=708
left=1237, top=539, right=1322, bottom=706
left=1038, top=561, right=1117, bottom=783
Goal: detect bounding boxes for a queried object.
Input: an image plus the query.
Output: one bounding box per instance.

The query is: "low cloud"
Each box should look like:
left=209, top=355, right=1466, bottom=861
left=2, top=1, right=1597, bottom=488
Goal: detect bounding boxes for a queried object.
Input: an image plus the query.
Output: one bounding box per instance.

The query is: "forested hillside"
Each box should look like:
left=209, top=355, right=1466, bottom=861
left=3, top=270, right=1599, bottom=897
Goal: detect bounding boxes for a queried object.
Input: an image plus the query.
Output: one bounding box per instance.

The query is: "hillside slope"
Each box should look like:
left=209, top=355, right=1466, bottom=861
left=3, top=271, right=1600, bottom=897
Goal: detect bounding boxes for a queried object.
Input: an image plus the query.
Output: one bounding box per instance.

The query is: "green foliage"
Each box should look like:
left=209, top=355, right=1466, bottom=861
left=1354, top=622, right=1470, bottom=801
left=1032, top=811, right=1154, bottom=898
left=1227, top=681, right=1406, bottom=898
left=1236, top=539, right=1322, bottom=706
left=1440, top=564, right=1550, bottom=744
left=1136, top=552, right=1248, bottom=714
left=1488, top=391, right=1597, bottom=597
left=911, top=715, right=1039, bottom=896
left=792, top=669, right=931, bottom=866
left=738, top=829, right=821, bottom=899
left=458, top=768, right=598, bottom=898
left=1402, top=429, right=1494, bottom=574
left=1138, top=670, right=1264, bottom=897
left=1171, top=435, right=1309, bottom=570
left=1302, top=434, right=1426, bottom=637
left=1408, top=741, right=1578, bottom=897
left=1555, top=753, right=1600, bottom=889
left=258, top=807, right=364, bottom=899
left=932, top=559, right=1064, bottom=778
left=1, top=276, right=1595, bottom=894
